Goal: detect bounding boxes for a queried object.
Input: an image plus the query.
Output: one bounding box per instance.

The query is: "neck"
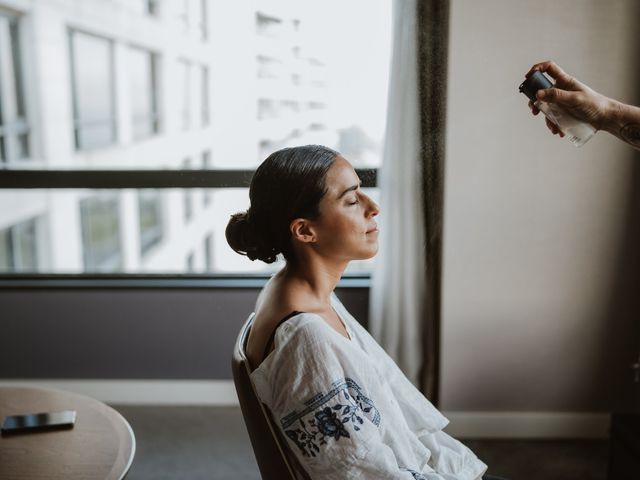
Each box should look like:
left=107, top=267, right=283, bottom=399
left=282, top=253, right=347, bottom=305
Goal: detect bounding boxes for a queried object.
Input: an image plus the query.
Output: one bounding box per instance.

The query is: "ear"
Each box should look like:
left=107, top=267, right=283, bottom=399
left=290, top=218, right=317, bottom=244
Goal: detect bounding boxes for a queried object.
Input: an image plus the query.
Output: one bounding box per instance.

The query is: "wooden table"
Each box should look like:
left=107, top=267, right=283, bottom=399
left=0, top=386, right=135, bottom=480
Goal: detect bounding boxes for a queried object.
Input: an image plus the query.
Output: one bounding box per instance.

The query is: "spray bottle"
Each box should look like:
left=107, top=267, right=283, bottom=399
left=519, top=70, right=596, bottom=147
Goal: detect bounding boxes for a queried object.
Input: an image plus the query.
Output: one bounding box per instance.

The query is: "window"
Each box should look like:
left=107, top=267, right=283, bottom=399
left=80, top=194, right=123, bottom=271
left=198, top=0, right=208, bottom=41
left=138, top=190, right=163, bottom=256
left=204, top=233, right=213, bottom=271
left=147, top=0, right=159, bottom=16
left=0, top=217, right=40, bottom=272
left=178, top=59, right=191, bottom=130
left=69, top=30, right=116, bottom=150
left=178, top=0, right=189, bottom=32
left=129, top=47, right=159, bottom=139
left=2, top=0, right=389, bottom=276
left=0, top=14, right=29, bottom=163
left=201, top=65, right=209, bottom=127
left=257, top=55, right=281, bottom=79
left=256, top=12, right=282, bottom=38
left=186, top=251, right=194, bottom=271
left=130, top=1, right=159, bottom=16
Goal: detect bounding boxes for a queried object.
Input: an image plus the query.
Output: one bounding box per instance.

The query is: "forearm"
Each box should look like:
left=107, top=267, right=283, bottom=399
left=602, top=99, right=640, bottom=150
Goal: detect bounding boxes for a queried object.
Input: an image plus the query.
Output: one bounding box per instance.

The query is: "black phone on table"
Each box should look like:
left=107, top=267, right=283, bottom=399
left=1, top=410, right=76, bottom=434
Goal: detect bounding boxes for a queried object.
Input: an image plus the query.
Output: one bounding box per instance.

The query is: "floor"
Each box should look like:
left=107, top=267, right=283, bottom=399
left=111, top=405, right=611, bottom=480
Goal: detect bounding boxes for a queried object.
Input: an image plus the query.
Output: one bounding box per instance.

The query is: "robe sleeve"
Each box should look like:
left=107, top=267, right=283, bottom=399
left=253, top=314, right=476, bottom=480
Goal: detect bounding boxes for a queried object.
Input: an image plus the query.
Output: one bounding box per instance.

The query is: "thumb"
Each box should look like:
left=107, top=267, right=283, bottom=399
left=537, top=87, right=577, bottom=106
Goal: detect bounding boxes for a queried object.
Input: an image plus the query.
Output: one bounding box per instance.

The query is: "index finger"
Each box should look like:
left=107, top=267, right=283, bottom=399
left=525, top=60, right=571, bottom=83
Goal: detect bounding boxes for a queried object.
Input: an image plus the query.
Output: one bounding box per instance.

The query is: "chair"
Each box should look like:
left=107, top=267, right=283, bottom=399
left=231, top=313, right=310, bottom=480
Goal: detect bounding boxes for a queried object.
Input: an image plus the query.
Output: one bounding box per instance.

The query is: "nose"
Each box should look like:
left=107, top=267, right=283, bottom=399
left=366, top=195, right=380, bottom=218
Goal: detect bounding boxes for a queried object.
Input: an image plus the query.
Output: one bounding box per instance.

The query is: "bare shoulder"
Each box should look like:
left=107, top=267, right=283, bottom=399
left=247, top=279, right=306, bottom=367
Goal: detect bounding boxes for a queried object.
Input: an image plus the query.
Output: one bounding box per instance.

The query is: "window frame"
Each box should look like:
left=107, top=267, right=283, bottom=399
left=0, top=12, right=31, bottom=163
left=68, top=28, right=117, bottom=151
left=129, top=46, right=161, bottom=140
left=138, top=189, right=164, bottom=256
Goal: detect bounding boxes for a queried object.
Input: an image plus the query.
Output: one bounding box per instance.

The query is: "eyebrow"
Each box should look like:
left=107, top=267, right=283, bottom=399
left=337, top=182, right=361, bottom=199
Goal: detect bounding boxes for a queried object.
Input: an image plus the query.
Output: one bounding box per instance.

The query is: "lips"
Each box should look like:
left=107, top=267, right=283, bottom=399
left=366, top=225, right=379, bottom=234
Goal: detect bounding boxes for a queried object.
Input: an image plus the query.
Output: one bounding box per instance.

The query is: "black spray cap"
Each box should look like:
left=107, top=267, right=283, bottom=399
left=519, top=70, right=553, bottom=102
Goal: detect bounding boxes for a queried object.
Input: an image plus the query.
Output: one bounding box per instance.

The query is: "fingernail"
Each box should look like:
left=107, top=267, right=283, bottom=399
left=536, top=90, right=546, bottom=100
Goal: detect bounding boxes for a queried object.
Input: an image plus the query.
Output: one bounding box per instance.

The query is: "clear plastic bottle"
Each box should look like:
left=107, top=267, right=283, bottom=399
left=519, top=70, right=596, bottom=147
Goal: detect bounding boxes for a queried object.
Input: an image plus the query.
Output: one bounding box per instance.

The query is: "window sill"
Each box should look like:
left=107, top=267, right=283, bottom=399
left=0, top=273, right=371, bottom=289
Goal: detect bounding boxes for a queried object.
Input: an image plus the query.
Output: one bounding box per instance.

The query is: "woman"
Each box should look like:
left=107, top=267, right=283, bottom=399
left=226, top=145, right=502, bottom=479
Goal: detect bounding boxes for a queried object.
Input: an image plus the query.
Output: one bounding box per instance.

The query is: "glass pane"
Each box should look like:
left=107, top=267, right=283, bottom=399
left=138, top=189, right=163, bottom=255
left=13, top=217, right=38, bottom=270
left=129, top=48, right=156, bottom=139
left=178, top=60, right=190, bottom=130
left=0, top=226, right=13, bottom=270
left=71, top=31, right=114, bottom=145
left=76, top=122, right=114, bottom=150
left=201, top=65, right=209, bottom=126
left=16, top=133, right=29, bottom=159
left=1, top=1, right=390, bottom=275
left=0, top=187, right=379, bottom=273
left=80, top=193, right=123, bottom=271
left=199, top=0, right=208, bottom=41
left=9, top=18, right=26, bottom=118
left=204, top=233, right=213, bottom=271
left=1, top=0, right=389, bottom=169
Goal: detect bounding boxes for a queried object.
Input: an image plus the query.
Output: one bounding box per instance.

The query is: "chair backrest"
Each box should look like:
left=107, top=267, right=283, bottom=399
left=231, top=313, right=309, bottom=480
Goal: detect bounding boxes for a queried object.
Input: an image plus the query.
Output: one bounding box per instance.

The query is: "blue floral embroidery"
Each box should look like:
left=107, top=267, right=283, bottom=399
left=400, top=467, right=427, bottom=480
left=281, top=377, right=380, bottom=457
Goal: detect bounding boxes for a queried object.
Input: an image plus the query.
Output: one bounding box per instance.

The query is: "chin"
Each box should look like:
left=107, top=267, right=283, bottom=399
left=359, top=245, right=379, bottom=260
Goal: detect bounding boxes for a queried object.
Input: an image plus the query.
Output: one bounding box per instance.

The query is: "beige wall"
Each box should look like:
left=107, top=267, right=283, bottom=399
left=442, top=0, right=640, bottom=412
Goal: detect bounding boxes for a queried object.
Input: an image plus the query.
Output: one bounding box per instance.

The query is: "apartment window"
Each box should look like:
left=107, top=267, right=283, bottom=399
left=257, top=99, right=276, bottom=120
left=256, top=12, right=282, bottom=38
left=178, top=0, right=189, bottom=32
left=147, top=0, right=159, bottom=16
left=138, top=190, right=163, bottom=255
left=129, top=47, right=159, bottom=139
left=186, top=251, right=194, bottom=272
left=202, top=150, right=211, bottom=206
left=80, top=194, right=122, bottom=271
left=0, top=14, right=29, bottom=163
left=178, top=60, right=191, bottom=130
left=198, top=0, right=208, bottom=41
left=69, top=30, right=116, bottom=150
left=183, top=159, right=193, bottom=222
left=0, top=217, right=39, bottom=272
left=257, top=55, right=280, bottom=79
left=201, top=65, right=209, bottom=127
left=204, top=233, right=213, bottom=271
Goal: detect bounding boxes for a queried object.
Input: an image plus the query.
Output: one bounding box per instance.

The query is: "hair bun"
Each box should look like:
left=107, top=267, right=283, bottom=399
left=225, top=210, right=279, bottom=263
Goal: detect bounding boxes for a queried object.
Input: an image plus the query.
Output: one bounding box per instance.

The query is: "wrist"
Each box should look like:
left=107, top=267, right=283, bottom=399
left=599, top=98, right=622, bottom=135
left=601, top=98, right=627, bottom=135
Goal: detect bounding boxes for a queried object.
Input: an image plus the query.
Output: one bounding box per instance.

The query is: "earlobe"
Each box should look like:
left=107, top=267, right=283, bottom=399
left=290, top=218, right=316, bottom=244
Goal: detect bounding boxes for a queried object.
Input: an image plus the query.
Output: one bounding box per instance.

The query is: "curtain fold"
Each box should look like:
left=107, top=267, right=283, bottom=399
left=369, top=0, right=449, bottom=404
left=417, top=0, right=450, bottom=407
left=370, top=0, right=424, bottom=387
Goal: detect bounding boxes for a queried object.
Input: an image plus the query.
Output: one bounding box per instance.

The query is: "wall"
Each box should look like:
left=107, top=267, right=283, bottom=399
left=0, top=285, right=369, bottom=379
left=442, top=0, right=640, bottom=413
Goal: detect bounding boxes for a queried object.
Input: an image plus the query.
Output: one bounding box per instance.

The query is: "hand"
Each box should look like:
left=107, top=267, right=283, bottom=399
left=525, top=61, right=612, bottom=136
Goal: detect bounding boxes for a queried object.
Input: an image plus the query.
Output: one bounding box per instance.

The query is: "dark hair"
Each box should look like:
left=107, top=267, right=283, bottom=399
left=225, top=145, right=339, bottom=264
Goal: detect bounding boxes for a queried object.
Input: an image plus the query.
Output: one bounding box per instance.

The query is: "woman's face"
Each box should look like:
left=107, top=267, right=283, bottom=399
left=311, top=156, right=380, bottom=261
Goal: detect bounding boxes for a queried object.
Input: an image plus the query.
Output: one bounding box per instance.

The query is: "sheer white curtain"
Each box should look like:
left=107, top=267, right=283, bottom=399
left=369, top=0, right=425, bottom=386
